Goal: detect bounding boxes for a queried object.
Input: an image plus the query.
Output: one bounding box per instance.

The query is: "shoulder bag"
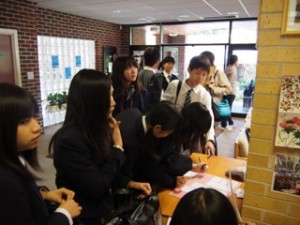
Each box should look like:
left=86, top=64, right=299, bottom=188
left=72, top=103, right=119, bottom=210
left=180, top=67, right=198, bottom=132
left=102, top=189, right=160, bottom=225
left=210, top=70, right=231, bottom=121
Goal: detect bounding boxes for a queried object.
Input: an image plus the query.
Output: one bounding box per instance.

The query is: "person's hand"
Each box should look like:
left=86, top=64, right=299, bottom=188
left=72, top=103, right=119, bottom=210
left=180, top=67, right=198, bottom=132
left=191, top=163, right=208, bottom=173
left=128, top=181, right=152, bottom=195
left=110, top=117, right=123, bottom=148
left=59, top=199, right=82, bottom=218
left=204, top=141, right=215, bottom=156
left=41, top=187, right=75, bottom=203
left=176, top=176, right=187, bottom=187
left=239, top=220, right=256, bottom=225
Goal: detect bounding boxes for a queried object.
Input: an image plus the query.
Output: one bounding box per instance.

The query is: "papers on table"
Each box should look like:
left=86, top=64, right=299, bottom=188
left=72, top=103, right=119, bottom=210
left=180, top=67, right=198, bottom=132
left=171, top=172, right=242, bottom=198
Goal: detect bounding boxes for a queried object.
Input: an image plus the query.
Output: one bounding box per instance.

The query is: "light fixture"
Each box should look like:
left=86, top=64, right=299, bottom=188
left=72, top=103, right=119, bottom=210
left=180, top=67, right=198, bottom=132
left=113, top=10, right=121, bottom=14
left=169, top=32, right=178, bottom=37
left=150, top=27, right=159, bottom=32
left=227, top=12, right=239, bottom=15
left=179, top=15, right=190, bottom=18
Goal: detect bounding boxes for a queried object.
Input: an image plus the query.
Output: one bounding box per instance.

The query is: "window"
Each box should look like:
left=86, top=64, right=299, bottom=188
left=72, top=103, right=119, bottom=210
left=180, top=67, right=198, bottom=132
left=162, top=21, right=229, bottom=44
left=131, top=25, right=161, bottom=45
left=231, top=20, right=257, bottom=44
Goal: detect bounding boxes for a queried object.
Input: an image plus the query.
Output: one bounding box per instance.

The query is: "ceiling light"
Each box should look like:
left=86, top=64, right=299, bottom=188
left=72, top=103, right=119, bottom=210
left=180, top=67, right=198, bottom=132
left=113, top=10, right=121, bottom=14
left=227, top=12, right=239, bottom=15
left=179, top=15, right=190, bottom=18
left=150, top=27, right=159, bottom=32
left=169, top=32, right=178, bottom=37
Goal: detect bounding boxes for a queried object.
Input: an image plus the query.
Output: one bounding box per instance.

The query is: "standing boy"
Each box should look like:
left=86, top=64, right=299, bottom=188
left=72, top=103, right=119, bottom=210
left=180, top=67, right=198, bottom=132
left=147, top=56, right=178, bottom=109
left=161, top=55, right=216, bottom=155
left=138, top=47, right=160, bottom=90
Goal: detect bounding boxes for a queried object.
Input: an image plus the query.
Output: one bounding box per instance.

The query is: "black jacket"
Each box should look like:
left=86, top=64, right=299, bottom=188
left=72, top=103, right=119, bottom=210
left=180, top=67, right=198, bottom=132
left=147, top=72, right=178, bottom=110
left=116, top=108, right=192, bottom=189
left=113, top=88, right=148, bottom=117
left=0, top=165, right=69, bottom=225
left=53, top=127, right=125, bottom=224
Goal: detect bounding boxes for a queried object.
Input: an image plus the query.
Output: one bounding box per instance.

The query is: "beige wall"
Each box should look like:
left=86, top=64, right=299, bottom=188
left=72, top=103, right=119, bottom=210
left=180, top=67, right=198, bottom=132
left=243, top=0, right=300, bottom=224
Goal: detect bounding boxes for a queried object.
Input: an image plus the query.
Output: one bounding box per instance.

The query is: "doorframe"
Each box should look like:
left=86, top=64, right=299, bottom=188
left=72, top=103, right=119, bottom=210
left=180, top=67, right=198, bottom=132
left=227, top=44, right=257, bottom=117
left=0, top=28, right=22, bottom=86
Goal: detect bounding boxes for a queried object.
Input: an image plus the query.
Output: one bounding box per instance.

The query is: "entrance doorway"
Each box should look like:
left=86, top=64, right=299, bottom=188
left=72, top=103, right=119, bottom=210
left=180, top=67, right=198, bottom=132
left=228, top=45, right=257, bottom=115
left=0, top=29, right=21, bottom=85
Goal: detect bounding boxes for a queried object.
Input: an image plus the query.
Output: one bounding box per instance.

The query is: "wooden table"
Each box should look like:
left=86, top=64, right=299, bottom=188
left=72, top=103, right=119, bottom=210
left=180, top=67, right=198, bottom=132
left=158, top=153, right=247, bottom=224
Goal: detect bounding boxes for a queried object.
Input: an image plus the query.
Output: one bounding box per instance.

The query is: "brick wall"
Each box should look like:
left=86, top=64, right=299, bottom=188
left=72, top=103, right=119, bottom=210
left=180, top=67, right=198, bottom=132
left=132, top=27, right=146, bottom=45
left=120, top=25, right=130, bottom=55
left=0, top=0, right=128, bottom=127
left=243, top=0, right=300, bottom=224
left=0, top=0, right=40, bottom=102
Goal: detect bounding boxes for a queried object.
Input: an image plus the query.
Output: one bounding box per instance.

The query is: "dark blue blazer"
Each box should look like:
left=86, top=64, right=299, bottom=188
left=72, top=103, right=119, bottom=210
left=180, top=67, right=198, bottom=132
left=0, top=165, right=69, bottom=225
left=147, top=72, right=178, bottom=110
left=54, top=127, right=125, bottom=224
left=113, top=88, right=148, bottom=117
left=116, top=108, right=192, bottom=189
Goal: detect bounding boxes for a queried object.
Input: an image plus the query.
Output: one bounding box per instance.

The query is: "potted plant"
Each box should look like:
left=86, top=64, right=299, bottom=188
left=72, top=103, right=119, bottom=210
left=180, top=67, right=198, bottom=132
left=59, top=91, right=68, bottom=109
left=46, top=93, right=60, bottom=113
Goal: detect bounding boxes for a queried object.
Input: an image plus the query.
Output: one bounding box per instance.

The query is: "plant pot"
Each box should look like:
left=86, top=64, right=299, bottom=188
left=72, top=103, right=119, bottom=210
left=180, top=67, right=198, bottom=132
left=62, top=103, right=67, bottom=110
left=47, top=105, right=59, bottom=113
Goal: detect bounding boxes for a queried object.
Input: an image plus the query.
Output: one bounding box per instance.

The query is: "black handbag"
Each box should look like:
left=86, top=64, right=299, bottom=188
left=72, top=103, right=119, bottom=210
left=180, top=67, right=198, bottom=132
left=102, top=189, right=160, bottom=225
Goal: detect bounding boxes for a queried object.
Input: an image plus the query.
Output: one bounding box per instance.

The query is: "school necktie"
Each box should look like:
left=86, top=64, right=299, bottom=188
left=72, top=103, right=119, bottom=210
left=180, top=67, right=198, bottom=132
left=184, top=89, right=192, bottom=106
left=167, top=75, right=171, bottom=83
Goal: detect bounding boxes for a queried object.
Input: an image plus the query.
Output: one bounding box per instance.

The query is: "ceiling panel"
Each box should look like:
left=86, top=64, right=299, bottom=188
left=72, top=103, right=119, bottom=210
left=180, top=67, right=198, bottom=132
left=29, top=0, right=259, bottom=24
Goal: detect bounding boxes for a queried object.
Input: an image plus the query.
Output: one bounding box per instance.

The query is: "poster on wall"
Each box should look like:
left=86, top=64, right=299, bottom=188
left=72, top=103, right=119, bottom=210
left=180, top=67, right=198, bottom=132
left=65, top=67, right=71, bottom=79
left=272, top=153, right=300, bottom=197
left=52, top=55, right=59, bottom=68
left=275, top=76, right=300, bottom=149
left=75, top=55, right=81, bottom=67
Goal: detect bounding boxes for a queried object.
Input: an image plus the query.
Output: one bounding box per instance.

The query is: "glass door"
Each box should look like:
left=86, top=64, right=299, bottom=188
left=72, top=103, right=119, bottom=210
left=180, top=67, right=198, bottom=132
left=228, top=45, right=257, bottom=115
left=162, top=45, right=227, bottom=80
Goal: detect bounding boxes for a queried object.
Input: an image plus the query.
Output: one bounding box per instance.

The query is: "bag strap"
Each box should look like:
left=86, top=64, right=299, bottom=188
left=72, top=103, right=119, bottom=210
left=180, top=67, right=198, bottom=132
left=209, top=69, right=219, bottom=98
left=213, top=69, right=219, bottom=80
left=174, top=80, right=182, bottom=105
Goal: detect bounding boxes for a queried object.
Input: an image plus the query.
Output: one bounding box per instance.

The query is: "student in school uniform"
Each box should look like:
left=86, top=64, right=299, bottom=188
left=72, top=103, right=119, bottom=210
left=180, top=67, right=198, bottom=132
left=147, top=56, right=178, bottom=110
left=49, top=69, right=125, bottom=225
left=170, top=188, right=256, bottom=225
left=116, top=102, right=202, bottom=191
left=161, top=55, right=216, bottom=155
left=111, top=56, right=148, bottom=116
left=138, top=47, right=160, bottom=90
left=0, top=83, right=82, bottom=225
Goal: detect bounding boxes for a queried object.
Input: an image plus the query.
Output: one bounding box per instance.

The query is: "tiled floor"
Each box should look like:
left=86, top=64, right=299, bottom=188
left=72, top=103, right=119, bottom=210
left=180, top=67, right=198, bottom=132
left=35, top=117, right=245, bottom=189
left=216, top=118, right=245, bottom=158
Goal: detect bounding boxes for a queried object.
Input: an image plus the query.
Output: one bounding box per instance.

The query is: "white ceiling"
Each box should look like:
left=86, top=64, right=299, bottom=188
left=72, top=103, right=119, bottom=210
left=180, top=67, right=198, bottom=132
left=29, top=0, right=259, bottom=25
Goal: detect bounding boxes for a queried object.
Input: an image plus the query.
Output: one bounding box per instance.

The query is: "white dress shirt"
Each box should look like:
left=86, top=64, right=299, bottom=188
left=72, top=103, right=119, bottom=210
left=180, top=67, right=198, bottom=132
left=161, top=79, right=215, bottom=141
